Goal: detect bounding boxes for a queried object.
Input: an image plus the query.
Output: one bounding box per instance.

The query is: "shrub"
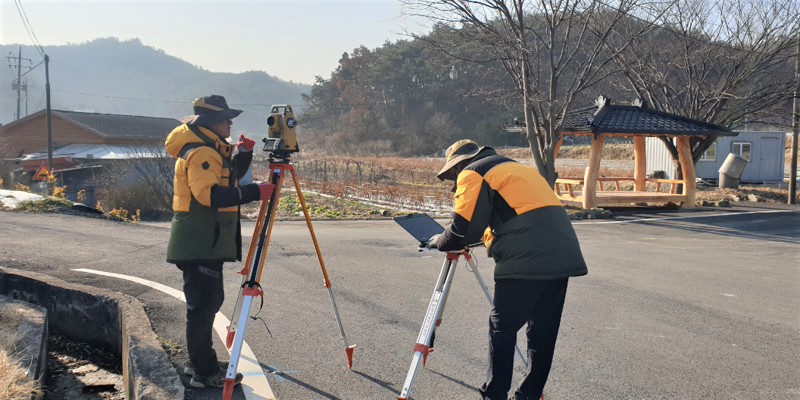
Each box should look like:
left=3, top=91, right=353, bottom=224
left=16, top=197, right=74, bottom=213
left=103, top=181, right=172, bottom=221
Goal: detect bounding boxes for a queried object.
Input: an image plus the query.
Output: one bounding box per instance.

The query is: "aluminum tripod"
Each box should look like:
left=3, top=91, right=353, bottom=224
left=222, top=162, right=356, bottom=400
left=397, top=250, right=528, bottom=400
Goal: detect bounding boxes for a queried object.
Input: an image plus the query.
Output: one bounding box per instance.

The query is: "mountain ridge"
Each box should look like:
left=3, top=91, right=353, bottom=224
left=0, top=37, right=310, bottom=135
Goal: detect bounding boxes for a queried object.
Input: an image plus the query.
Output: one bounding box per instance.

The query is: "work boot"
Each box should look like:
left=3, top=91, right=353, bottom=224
left=190, top=369, right=244, bottom=388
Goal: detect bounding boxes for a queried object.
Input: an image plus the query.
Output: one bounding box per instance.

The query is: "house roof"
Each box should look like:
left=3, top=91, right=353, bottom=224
left=53, top=110, right=182, bottom=139
left=507, top=97, right=737, bottom=137
left=1, top=109, right=182, bottom=140
left=22, top=143, right=166, bottom=161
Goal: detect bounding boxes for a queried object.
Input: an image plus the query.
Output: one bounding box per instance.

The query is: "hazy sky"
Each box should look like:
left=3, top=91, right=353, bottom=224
left=0, top=0, right=428, bottom=85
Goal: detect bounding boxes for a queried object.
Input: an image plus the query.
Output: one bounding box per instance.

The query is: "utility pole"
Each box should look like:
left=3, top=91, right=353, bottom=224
left=45, top=54, right=52, bottom=176
left=790, top=33, right=799, bottom=205
left=6, top=46, right=31, bottom=121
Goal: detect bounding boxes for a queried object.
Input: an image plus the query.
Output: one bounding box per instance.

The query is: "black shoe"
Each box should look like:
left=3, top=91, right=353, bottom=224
left=190, top=369, right=243, bottom=388
left=513, top=391, right=543, bottom=400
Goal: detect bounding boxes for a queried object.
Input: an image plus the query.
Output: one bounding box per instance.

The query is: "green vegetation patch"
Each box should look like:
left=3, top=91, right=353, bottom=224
left=15, top=197, right=75, bottom=213
left=241, top=189, right=402, bottom=220
left=14, top=197, right=140, bottom=223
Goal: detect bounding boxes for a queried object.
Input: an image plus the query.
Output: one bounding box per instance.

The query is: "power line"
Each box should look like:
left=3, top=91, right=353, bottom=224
left=51, top=89, right=191, bottom=104
left=51, top=88, right=477, bottom=108
left=13, top=0, right=46, bottom=57
left=33, top=89, right=45, bottom=111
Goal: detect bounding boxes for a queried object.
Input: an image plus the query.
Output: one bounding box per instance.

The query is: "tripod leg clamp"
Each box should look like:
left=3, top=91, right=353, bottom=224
left=242, top=287, right=264, bottom=297
left=413, top=343, right=433, bottom=366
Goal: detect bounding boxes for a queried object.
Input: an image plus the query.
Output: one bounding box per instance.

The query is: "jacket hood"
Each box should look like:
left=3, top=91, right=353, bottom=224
left=165, top=124, right=232, bottom=158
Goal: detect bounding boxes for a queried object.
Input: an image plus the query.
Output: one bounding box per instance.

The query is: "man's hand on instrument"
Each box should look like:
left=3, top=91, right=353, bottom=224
left=257, top=182, right=275, bottom=201
left=237, top=134, right=256, bottom=152
left=425, top=234, right=441, bottom=250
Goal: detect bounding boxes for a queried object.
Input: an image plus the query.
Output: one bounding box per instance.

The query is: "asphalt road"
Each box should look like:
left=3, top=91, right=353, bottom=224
left=1, top=206, right=799, bottom=400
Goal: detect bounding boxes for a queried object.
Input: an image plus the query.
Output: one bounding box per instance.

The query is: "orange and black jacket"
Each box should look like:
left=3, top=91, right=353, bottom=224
left=164, top=124, right=262, bottom=264
left=436, top=148, right=587, bottom=280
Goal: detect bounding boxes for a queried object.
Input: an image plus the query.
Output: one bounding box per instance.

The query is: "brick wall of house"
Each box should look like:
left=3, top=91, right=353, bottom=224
left=0, top=113, right=162, bottom=158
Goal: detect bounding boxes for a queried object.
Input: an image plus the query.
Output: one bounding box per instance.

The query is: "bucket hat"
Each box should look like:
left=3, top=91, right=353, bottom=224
left=180, top=95, right=243, bottom=126
left=436, top=139, right=485, bottom=181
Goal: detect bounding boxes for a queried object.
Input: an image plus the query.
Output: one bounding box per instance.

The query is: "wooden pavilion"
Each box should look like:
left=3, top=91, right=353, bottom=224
left=509, top=97, right=736, bottom=209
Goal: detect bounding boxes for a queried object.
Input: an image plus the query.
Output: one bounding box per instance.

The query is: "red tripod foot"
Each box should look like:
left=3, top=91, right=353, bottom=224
left=222, top=378, right=235, bottom=400
left=345, top=345, right=357, bottom=369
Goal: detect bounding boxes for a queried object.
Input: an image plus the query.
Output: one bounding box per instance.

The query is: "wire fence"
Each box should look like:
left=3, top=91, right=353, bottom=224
left=253, top=158, right=454, bottom=213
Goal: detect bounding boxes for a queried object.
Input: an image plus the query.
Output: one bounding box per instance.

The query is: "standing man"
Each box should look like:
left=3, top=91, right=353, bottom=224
left=428, top=140, right=588, bottom=400
left=165, top=95, right=274, bottom=388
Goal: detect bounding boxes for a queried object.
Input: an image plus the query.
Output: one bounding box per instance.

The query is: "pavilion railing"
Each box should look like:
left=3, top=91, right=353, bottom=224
left=554, top=177, right=684, bottom=197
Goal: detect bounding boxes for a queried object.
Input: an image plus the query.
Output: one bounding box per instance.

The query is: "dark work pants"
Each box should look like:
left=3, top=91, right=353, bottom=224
left=177, top=262, right=225, bottom=377
left=479, top=278, right=569, bottom=400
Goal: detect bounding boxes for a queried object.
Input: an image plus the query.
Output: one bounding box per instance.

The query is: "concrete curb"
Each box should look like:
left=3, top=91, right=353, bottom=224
left=0, top=267, right=184, bottom=400
left=0, top=294, right=48, bottom=398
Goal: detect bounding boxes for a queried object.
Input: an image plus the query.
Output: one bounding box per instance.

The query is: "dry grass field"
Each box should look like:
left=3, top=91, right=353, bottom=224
left=247, top=149, right=792, bottom=220
left=0, top=304, right=41, bottom=400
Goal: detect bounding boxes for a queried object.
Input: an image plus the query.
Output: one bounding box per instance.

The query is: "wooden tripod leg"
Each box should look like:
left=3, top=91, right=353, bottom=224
left=226, top=170, right=282, bottom=347
left=289, top=168, right=356, bottom=368
left=223, top=168, right=283, bottom=400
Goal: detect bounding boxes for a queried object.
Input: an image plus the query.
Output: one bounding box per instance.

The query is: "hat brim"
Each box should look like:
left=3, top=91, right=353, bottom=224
left=436, top=147, right=483, bottom=181
left=181, top=108, right=243, bottom=126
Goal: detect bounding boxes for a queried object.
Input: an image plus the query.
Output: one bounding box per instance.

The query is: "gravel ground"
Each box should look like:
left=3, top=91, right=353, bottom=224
left=44, top=331, right=124, bottom=400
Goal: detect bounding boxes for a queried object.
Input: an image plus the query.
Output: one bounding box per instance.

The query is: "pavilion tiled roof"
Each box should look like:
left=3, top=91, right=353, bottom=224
left=508, top=97, right=736, bottom=136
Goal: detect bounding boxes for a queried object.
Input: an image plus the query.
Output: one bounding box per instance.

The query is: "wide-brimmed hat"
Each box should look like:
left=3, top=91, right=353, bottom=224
left=180, top=95, right=243, bottom=126
left=437, top=139, right=484, bottom=181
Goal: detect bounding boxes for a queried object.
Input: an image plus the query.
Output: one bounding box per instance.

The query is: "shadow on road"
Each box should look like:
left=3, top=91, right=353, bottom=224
left=259, top=362, right=341, bottom=399
left=349, top=370, right=400, bottom=395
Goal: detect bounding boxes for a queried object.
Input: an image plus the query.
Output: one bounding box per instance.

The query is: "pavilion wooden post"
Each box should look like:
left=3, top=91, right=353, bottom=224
left=676, top=136, right=696, bottom=208
left=582, top=134, right=605, bottom=209
left=633, top=136, right=646, bottom=191
left=553, top=137, right=563, bottom=159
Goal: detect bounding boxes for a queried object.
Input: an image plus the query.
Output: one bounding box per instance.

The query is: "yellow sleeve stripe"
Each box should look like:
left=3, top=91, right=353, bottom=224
left=484, top=163, right=561, bottom=214
left=454, top=170, right=483, bottom=222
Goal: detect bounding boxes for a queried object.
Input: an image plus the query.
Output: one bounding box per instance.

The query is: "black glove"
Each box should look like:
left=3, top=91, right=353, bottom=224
left=425, top=234, right=441, bottom=250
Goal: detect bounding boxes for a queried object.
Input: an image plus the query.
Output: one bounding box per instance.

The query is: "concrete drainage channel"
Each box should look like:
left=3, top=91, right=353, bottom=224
left=0, top=267, right=183, bottom=400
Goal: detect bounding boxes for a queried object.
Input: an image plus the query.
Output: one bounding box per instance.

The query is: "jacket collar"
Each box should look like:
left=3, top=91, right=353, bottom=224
left=189, top=125, right=234, bottom=159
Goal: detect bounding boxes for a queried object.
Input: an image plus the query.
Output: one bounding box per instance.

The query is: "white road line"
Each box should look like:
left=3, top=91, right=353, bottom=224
left=574, top=209, right=795, bottom=225
left=72, top=268, right=276, bottom=400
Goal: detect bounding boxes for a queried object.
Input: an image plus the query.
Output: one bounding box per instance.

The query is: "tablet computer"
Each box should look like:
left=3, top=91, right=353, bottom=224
left=393, top=213, right=445, bottom=247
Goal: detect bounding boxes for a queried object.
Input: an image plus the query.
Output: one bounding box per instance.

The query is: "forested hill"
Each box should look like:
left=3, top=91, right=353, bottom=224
left=0, top=38, right=310, bottom=135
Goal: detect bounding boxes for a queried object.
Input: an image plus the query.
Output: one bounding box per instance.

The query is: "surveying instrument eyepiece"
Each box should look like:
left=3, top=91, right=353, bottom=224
left=262, top=104, right=299, bottom=162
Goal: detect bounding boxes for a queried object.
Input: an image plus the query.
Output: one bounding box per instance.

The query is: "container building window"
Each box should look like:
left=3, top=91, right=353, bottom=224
left=700, top=142, right=716, bottom=161
left=732, top=142, right=751, bottom=161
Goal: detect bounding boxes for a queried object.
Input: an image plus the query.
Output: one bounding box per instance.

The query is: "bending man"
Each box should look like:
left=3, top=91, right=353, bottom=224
left=428, top=140, right=588, bottom=400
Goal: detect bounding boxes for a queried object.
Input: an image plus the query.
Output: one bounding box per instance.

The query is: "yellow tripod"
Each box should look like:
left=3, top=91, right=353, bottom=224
left=222, top=162, right=356, bottom=400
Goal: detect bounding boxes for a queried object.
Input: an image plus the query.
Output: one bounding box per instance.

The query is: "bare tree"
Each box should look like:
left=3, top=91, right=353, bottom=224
left=612, top=0, right=800, bottom=176
left=100, top=141, right=175, bottom=213
left=402, top=0, right=667, bottom=186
